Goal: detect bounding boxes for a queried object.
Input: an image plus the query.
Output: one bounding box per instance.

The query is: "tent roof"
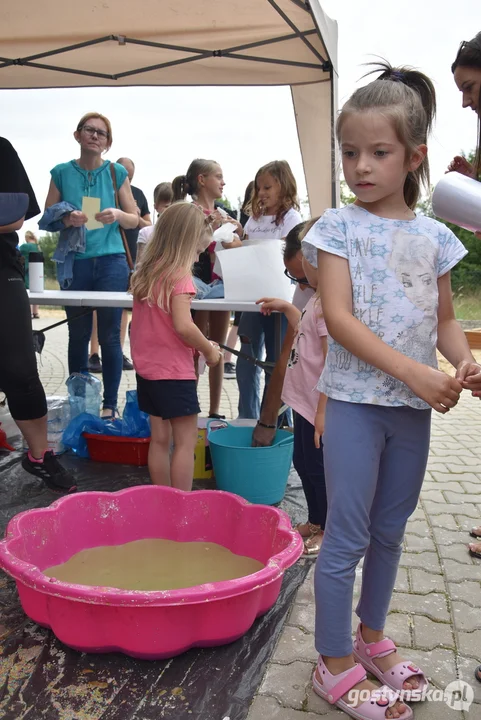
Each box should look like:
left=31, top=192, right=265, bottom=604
left=0, top=0, right=336, bottom=89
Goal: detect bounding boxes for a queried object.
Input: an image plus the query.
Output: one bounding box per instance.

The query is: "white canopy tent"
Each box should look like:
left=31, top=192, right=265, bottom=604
left=0, top=0, right=338, bottom=213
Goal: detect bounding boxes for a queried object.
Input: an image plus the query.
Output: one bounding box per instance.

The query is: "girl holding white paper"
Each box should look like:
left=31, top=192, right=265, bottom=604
left=45, top=112, right=138, bottom=418
left=237, top=160, right=302, bottom=419
left=172, top=159, right=242, bottom=418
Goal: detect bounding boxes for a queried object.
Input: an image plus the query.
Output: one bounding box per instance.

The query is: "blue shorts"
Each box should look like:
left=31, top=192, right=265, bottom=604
left=136, top=375, right=200, bottom=419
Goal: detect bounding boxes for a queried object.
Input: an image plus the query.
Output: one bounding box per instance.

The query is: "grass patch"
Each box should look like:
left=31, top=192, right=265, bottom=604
left=453, top=290, right=481, bottom=322
left=45, top=277, right=59, bottom=291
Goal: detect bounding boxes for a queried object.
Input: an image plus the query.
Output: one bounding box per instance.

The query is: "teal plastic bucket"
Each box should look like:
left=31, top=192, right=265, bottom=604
left=207, top=421, right=294, bottom=505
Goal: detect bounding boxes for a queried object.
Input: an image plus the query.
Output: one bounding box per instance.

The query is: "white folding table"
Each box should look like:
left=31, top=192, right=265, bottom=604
left=28, top=290, right=262, bottom=313
left=27, top=290, right=283, bottom=360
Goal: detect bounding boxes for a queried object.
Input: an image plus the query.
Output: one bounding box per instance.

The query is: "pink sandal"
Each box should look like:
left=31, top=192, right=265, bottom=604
left=353, top=624, right=428, bottom=702
left=312, top=656, right=412, bottom=720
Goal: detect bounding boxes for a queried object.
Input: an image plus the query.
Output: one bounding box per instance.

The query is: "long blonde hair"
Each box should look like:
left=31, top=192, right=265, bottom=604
left=131, top=202, right=212, bottom=311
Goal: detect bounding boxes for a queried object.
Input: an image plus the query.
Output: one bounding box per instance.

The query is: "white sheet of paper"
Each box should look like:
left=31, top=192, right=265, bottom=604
left=81, top=196, right=103, bottom=230
left=216, top=239, right=294, bottom=302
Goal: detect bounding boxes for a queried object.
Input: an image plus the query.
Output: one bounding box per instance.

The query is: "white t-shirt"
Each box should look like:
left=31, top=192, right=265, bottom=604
left=302, top=204, right=467, bottom=410
left=137, top=225, right=155, bottom=245
left=244, top=208, right=302, bottom=240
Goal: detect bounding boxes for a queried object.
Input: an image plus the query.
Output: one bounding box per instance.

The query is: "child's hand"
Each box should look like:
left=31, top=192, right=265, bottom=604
left=205, top=341, right=222, bottom=367
left=256, top=297, right=288, bottom=315
left=314, top=411, right=325, bottom=449
left=456, top=360, right=481, bottom=398
left=407, top=365, right=462, bottom=414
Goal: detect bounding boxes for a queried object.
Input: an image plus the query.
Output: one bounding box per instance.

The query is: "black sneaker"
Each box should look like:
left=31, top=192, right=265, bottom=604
left=223, top=361, right=237, bottom=379
left=22, top=451, right=77, bottom=493
left=88, top=353, right=102, bottom=373
left=122, top=354, right=134, bottom=371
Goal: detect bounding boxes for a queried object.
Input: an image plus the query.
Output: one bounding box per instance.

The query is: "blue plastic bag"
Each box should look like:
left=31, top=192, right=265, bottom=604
left=62, top=390, right=150, bottom=457
left=122, top=390, right=150, bottom=437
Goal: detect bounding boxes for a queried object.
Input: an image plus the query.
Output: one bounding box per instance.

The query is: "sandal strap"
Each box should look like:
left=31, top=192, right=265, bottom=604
left=364, top=637, right=396, bottom=659
left=325, top=663, right=367, bottom=704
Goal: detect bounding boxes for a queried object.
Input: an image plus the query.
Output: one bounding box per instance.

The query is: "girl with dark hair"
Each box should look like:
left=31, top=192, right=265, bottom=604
left=304, top=63, right=481, bottom=718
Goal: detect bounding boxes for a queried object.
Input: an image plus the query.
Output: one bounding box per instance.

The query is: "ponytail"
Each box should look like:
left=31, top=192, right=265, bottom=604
left=172, top=159, right=220, bottom=203
left=172, top=175, right=189, bottom=202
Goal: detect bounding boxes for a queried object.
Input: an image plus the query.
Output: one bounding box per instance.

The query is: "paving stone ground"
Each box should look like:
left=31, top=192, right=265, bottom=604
left=34, top=314, right=481, bottom=720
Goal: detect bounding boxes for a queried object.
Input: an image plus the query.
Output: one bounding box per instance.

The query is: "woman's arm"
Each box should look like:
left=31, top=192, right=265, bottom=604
left=45, top=178, right=61, bottom=208
left=252, top=324, right=295, bottom=447
left=95, top=178, right=139, bottom=229
left=45, top=177, right=87, bottom=227
left=318, top=250, right=462, bottom=413
left=171, top=293, right=222, bottom=365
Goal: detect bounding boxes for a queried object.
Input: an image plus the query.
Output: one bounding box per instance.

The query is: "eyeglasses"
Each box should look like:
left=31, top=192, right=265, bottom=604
left=284, top=268, right=309, bottom=285
left=81, top=125, right=109, bottom=140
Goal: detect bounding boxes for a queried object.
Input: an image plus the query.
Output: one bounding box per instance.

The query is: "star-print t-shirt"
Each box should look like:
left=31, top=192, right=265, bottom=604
left=302, top=204, right=467, bottom=410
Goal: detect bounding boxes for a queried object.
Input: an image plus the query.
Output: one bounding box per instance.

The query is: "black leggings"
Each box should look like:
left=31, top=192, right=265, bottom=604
left=0, top=262, right=47, bottom=421
left=292, top=412, right=327, bottom=529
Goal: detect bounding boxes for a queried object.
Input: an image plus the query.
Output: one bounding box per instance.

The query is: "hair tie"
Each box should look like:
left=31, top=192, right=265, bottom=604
left=391, top=70, right=405, bottom=82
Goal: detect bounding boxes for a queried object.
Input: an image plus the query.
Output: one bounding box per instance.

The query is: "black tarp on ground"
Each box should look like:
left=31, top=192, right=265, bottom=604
left=0, top=439, right=311, bottom=720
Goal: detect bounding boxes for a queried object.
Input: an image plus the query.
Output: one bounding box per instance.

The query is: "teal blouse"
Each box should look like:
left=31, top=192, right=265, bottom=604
left=50, top=160, right=128, bottom=259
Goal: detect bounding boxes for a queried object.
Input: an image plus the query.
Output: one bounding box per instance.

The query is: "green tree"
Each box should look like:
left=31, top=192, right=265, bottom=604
left=340, top=179, right=355, bottom=206
left=38, top=232, right=59, bottom=280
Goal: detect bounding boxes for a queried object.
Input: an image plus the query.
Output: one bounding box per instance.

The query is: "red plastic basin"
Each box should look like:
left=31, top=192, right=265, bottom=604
left=83, top=433, right=150, bottom=466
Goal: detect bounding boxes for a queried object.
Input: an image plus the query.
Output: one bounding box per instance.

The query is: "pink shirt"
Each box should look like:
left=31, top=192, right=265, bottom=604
left=131, top=275, right=197, bottom=380
left=281, top=296, right=327, bottom=426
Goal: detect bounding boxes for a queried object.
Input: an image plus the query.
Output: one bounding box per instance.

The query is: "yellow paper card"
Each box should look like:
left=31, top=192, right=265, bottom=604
left=81, top=196, right=103, bottom=230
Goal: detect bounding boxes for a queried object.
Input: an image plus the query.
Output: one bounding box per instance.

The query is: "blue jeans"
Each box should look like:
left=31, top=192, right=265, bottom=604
left=63, top=254, right=129, bottom=411
left=236, top=311, right=288, bottom=419
left=193, top=277, right=225, bottom=300
left=315, top=399, right=431, bottom=657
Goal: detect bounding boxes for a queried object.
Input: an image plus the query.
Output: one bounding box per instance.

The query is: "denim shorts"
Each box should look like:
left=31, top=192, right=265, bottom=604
left=136, top=375, right=200, bottom=419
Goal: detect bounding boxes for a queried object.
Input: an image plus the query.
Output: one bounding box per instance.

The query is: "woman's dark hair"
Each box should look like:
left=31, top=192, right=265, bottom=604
left=337, top=61, right=436, bottom=209
left=452, top=33, right=481, bottom=178
left=283, top=222, right=307, bottom=262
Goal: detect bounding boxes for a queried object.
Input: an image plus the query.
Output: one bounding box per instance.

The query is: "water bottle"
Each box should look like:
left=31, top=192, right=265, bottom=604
left=29, top=251, right=44, bottom=293
left=66, top=373, right=102, bottom=418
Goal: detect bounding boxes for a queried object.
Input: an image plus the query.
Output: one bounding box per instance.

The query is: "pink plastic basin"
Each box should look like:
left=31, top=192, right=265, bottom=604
left=0, top=486, right=303, bottom=659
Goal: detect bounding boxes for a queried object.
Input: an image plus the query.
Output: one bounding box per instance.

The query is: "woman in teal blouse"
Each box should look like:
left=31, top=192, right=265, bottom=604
left=45, top=112, right=138, bottom=418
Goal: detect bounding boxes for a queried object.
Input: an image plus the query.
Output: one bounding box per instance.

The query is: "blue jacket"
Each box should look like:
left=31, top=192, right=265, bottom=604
left=38, top=202, right=86, bottom=289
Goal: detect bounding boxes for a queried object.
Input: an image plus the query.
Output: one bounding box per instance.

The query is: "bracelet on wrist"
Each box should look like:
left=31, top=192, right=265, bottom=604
left=257, top=420, right=276, bottom=429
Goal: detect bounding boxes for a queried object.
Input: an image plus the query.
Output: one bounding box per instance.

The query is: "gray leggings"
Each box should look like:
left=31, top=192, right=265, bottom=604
left=315, top=398, right=431, bottom=657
